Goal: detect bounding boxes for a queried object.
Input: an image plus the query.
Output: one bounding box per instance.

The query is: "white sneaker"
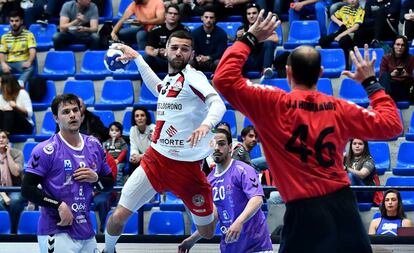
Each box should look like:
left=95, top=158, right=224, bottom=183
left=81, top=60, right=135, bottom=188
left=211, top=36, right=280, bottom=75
left=20, top=0, right=34, bottom=9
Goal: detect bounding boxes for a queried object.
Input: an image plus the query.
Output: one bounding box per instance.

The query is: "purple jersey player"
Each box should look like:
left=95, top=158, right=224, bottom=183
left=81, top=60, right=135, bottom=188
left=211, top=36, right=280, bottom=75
left=22, top=94, right=114, bottom=253
left=179, top=128, right=273, bottom=253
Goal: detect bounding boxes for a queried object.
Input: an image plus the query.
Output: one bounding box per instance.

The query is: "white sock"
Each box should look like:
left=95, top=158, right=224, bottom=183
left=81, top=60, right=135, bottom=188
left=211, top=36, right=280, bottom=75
left=104, top=229, right=120, bottom=253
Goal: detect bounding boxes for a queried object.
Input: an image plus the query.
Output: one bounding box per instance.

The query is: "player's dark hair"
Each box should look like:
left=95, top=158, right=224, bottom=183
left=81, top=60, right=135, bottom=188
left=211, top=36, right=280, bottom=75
left=202, top=5, right=216, bottom=16
left=51, top=94, right=81, bottom=116
left=109, top=121, right=123, bottom=134
left=379, top=189, right=406, bottom=219
left=8, top=10, right=23, bottom=19
left=167, top=30, right=194, bottom=48
left=215, top=128, right=232, bottom=145
left=131, top=106, right=152, bottom=126
left=287, top=46, right=321, bottom=88
left=241, top=125, right=256, bottom=138
left=166, top=3, right=180, bottom=14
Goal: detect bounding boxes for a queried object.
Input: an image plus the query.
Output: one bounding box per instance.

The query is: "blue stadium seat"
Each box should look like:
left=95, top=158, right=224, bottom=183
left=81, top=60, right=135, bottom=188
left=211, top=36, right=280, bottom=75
left=147, top=211, right=185, bottom=235
left=368, top=141, right=390, bottom=175
left=372, top=212, right=380, bottom=220
left=29, top=24, right=57, bottom=51
left=319, top=49, right=345, bottom=78
left=23, top=142, right=38, bottom=168
left=276, top=25, right=283, bottom=45
left=0, top=211, right=11, bottom=234
left=63, top=80, right=96, bottom=107
left=338, top=78, right=369, bottom=107
left=99, top=0, right=113, bottom=23
left=89, top=211, right=98, bottom=234
left=182, top=22, right=202, bottom=31
left=216, top=22, right=242, bottom=43
left=358, top=203, right=372, bottom=211
left=75, top=51, right=112, bottom=80
left=18, top=211, right=40, bottom=234
left=116, top=0, right=135, bottom=19
left=244, top=71, right=261, bottom=79
left=260, top=78, right=291, bottom=92
left=410, top=47, right=414, bottom=55
left=95, top=80, right=134, bottom=110
left=105, top=210, right=139, bottom=234
left=40, top=51, right=76, bottom=80
left=250, top=143, right=262, bottom=159
left=137, top=82, right=158, bottom=110
left=160, top=192, right=185, bottom=211
left=31, top=80, right=56, bottom=111
left=91, top=110, right=115, bottom=127
left=386, top=177, right=414, bottom=211
left=317, top=78, right=333, bottom=95
left=243, top=117, right=253, bottom=129
left=9, top=114, right=37, bottom=143
left=284, top=21, right=320, bottom=49
left=221, top=110, right=237, bottom=138
left=405, top=111, right=414, bottom=141
left=35, top=111, right=56, bottom=142
left=0, top=24, right=10, bottom=37
left=122, top=110, right=155, bottom=136
left=393, top=142, right=414, bottom=176
left=351, top=48, right=384, bottom=76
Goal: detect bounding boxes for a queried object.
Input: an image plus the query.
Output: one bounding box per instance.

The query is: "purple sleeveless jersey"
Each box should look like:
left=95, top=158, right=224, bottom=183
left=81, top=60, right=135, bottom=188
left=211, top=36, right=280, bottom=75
left=26, top=133, right=112, bottom=240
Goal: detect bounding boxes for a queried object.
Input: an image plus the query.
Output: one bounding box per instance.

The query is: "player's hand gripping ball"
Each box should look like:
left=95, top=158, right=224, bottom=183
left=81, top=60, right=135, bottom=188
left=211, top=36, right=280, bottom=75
left=104, top=46, right=130, bottom=73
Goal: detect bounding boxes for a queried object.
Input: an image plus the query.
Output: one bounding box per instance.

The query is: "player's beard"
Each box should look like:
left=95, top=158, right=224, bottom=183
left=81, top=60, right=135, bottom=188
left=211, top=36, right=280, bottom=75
left=169, top=56, right=188, bottom=71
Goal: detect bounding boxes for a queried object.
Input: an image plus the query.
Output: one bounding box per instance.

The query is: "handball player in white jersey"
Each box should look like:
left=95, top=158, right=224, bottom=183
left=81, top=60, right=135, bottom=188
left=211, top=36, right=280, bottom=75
left=103, top=30, right=226, bottom=253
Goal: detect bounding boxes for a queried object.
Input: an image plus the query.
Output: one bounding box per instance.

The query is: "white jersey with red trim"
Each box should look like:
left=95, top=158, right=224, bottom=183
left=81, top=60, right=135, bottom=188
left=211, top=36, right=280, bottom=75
left=151, top=64, right=218, bottom=161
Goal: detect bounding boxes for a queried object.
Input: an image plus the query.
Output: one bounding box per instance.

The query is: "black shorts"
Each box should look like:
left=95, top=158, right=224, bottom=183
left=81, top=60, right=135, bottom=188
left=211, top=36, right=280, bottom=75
left=279, top=187, right=372, bottom=253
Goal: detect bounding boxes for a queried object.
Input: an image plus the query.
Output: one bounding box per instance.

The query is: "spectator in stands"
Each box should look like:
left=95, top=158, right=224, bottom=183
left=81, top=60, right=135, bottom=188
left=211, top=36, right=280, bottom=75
left=144, top=4, right=189, bottom=72
left=0, top=10, right=36, bottom=84
left=0, top=74, right=33, bottom=134
left=368, top=189, right=413, bottom=236
left=236, top=3, right=278, bottom=78
left=232, top=125, right=257, bottom=166
left=379, top=35, right=414, bottom=102
left=111, top=0, right=165, bottom=50
left=191, top=7, right=227, bottom=72
left=319, top=0, right=364, bottom=70
left=57, top=97, right=108, bottom=142
left=103, top=122, right=128, bottom=186
left=93, top=148, right=118, bottom=234
left=354, top=0, right=400, bottom=48
left=128, top=106, right=154, bottom=175
left=0, top=129, right=24, bottom=234
left=401, top=0, right=414, bottom=42
left=289, top=0, right=331, bottom=36
left=52, top=0, right=100, bottom=50
left=344, top=138, right=378, bottom=203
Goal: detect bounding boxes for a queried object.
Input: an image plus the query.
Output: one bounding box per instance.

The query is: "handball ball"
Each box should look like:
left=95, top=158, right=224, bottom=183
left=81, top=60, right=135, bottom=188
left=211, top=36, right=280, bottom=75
left=104, top=48, right=130, bottom=73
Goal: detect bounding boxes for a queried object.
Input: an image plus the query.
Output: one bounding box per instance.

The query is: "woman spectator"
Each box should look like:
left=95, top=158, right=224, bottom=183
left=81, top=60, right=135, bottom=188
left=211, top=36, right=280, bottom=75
left=0, top=74, right=33, bottom=134
left=128, top=106, right=154, bottom=175
left=344, top=138, right=378, bottom=203
left=369, top=189, right=413, bottom=236
left=0, top=130, right=24, bottom=234
left=379, top=36, right=414, bottom=102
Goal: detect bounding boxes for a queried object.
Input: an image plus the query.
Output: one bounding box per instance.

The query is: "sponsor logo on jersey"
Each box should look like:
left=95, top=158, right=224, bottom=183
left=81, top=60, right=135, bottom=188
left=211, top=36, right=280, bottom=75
left=71, top=202, right=86, bottom=212
left=166, top=125, right=178, bottom=137
left=64, top=160, right=72, bottom=171
left=43, top=143, right=55, bottom=154
left=192, top=194, right=205, bottom=207
left=166, top=74, right=184, bottom=98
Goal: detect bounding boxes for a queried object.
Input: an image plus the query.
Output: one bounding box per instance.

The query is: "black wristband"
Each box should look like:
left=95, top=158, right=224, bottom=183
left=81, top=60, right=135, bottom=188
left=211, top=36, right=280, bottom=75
left=239, top=32, right=258, bottom=50
left=361, top=76, right=377, bottom=88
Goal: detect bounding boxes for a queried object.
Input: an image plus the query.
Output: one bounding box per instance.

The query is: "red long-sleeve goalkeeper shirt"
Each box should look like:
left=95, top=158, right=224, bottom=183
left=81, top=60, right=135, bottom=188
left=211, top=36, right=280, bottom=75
left=213, top=41, right=402, bottom=203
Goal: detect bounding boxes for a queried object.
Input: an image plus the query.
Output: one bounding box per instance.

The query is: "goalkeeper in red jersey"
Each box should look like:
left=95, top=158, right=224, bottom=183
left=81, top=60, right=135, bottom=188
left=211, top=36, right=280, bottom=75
left=213, top=10, right=402, bottom=253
